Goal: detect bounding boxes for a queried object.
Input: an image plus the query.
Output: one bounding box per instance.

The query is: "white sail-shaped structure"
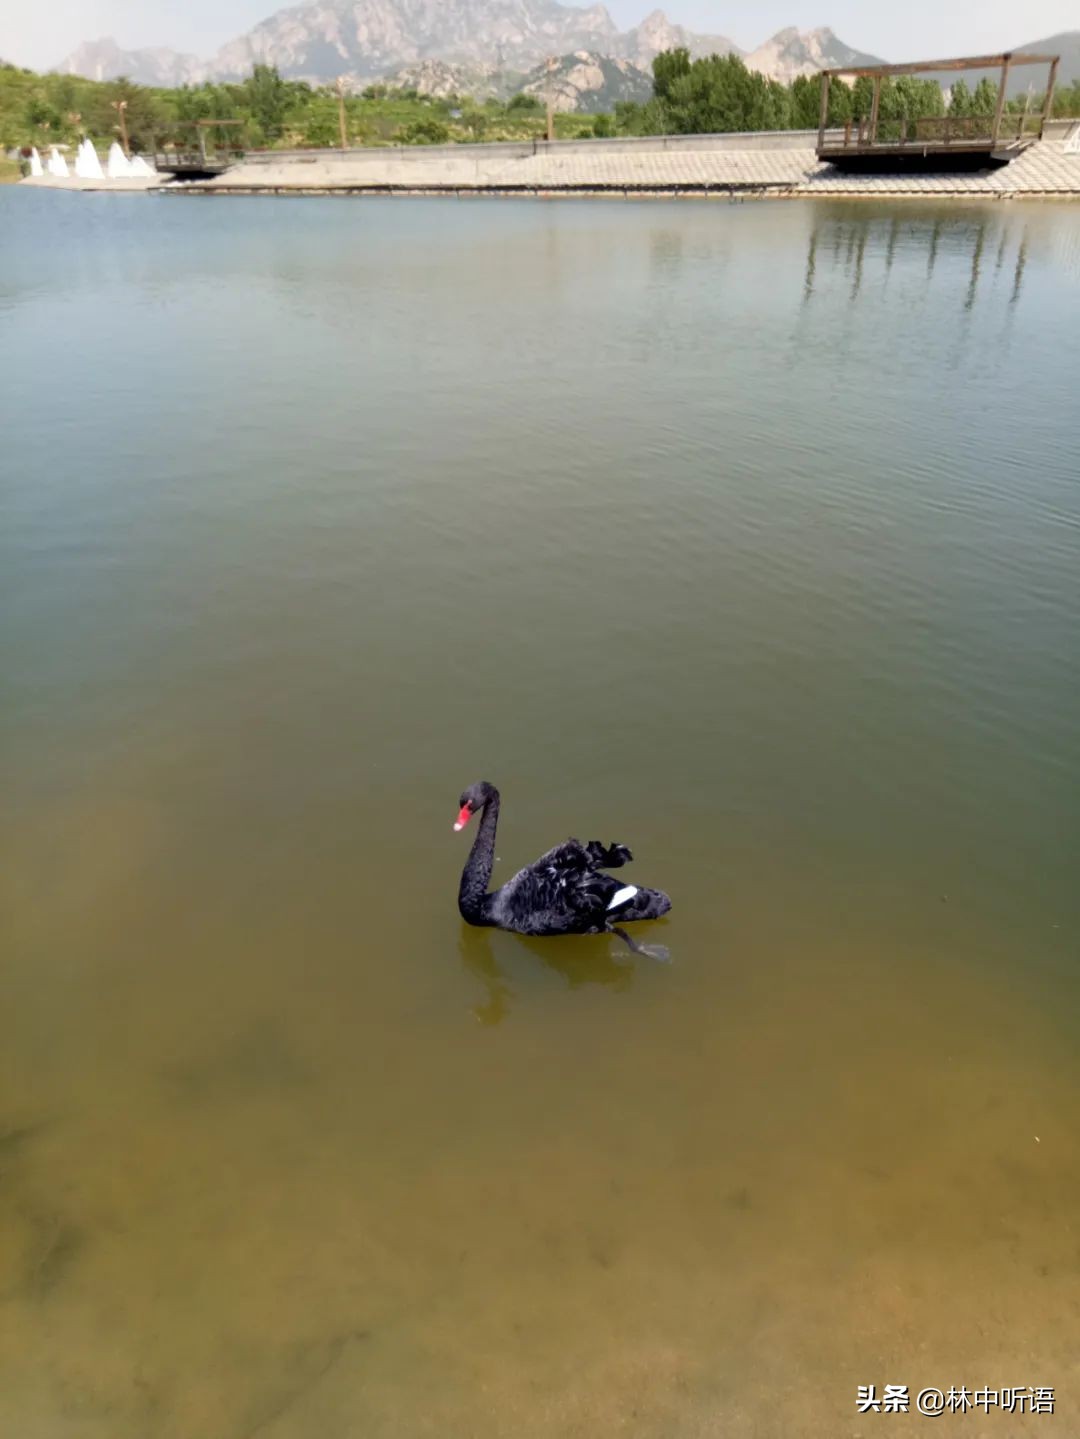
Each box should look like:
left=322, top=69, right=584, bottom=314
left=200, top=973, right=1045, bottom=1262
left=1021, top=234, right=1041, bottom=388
left=129, top=154, right=154, bottom=177
left=29, top=147, right=44, bottom=177
left=107, top=141, right=133, bottom=177
left=47, top=146, right=69, bottom=178
left=75, top=139, right=105, bottom=179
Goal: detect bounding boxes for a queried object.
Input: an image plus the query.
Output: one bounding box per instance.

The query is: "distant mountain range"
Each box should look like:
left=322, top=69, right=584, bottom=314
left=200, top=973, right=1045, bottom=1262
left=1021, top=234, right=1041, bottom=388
left=518, top=51, right=655, bottom=111
left=58, top=2, right=875, bottom=92
left=919, top=32, right=1080, bottom=97
left=57, top=36, right=204, bottom=88
left=56, top=2, right=1078, bottom=115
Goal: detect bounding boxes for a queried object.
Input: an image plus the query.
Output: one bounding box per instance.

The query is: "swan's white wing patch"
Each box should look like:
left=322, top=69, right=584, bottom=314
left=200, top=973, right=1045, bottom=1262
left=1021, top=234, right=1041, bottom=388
left=607, top=885, right=638, bottom=910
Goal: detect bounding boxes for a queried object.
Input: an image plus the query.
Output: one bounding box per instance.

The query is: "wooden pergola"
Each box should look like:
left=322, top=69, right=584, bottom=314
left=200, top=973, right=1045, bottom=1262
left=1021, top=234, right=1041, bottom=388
left=816, top=51, right=1060, bottom=164
left=152, top=120, right=246, bottom=177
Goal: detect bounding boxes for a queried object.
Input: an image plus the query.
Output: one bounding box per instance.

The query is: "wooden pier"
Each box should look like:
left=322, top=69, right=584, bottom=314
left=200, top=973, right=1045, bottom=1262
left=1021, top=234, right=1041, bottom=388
left=153, top=121, right=246, bottom=178
left=817, top=52, right=1060, bottom=171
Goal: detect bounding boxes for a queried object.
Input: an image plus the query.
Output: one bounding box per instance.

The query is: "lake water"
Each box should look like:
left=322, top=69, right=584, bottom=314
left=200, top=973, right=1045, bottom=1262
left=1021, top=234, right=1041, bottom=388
left=2, top=189, right=1079, bottom=1437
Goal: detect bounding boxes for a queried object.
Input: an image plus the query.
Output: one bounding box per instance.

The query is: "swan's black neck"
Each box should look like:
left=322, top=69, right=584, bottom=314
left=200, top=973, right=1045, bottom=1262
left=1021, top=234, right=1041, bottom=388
left=458, top=786, right=500, bottom=925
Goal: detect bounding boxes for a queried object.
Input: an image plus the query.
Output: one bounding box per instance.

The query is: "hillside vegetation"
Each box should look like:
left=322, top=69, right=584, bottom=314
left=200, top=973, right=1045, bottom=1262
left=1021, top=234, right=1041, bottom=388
left=0, top=61, right=607, bottom=153
left=2, top=52, right=1078, bottom=158
left=614, top=49, right=1080, bottom=135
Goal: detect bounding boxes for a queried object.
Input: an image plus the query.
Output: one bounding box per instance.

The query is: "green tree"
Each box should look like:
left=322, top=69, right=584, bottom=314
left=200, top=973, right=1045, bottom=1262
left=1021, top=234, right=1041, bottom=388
left=301, top=100, right=339, bottom=147
left=173, top=85, right=210, bottom=123
left=24, top=96, right=63, bottom=132
left=614, top=95, right=674, bottom=135
left=874, top=76, right=944, bottom=139
left=948, top=79, right=973, bottom=117
left=663, top=54, right=752, bottom=132
left=768, top=71, right=851, bottom=131
left=508, top=92, right=542, bottom=111
left=885, top=76, right=941, bottom=119
left=399, top=116, right=450, bottom=144
left=613, top=99, right=645, bottom=133
left=760, top=77, right=793, bottom=130
left=849, top=75, right=872, bottom=120
left=172, top=83, right=236, bottom=125
left=50, top=75, right=79, bottom=115
left=789, top=74, right=819, bottom=128
left=826, top=77, right=853, bottom=126
left=244, top=63, right=291, bottom=140
left=87, top=77, right=162, bottom=149
left=971, top=77, right=998, bottom=115
left=461, top=107, right=488, bottom=140
left=592, top=112, right=615, bottom=137
left=653, top=47, right=692, bottom=103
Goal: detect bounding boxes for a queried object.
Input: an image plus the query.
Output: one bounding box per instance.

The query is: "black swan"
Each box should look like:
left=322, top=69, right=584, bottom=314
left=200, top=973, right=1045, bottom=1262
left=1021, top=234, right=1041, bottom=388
left=453, top=781, right=672, bottom=960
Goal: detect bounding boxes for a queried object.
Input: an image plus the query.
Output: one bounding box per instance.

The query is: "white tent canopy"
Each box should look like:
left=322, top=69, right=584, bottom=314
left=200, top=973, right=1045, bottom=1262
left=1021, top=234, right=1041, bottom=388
left=107, top=141, right=133, bottom=178
left=29, top=147, right=44, bottom=177
left=74, top=138, right=104, bottom=180
left=47, top=147, right=69, bottom=178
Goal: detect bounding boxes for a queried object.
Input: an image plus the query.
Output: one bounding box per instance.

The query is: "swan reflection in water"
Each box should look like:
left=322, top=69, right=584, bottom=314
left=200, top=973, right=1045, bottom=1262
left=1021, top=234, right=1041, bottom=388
left=458, top=926, right=639, bottom=1027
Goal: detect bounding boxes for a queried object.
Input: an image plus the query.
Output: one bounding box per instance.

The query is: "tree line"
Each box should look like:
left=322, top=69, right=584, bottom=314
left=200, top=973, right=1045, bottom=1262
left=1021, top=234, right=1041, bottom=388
left=2, top=51, right=1078, bottom=155
left=0, top=60, right=601, bottom=153
left=615, top=49, right=1080, bottom=137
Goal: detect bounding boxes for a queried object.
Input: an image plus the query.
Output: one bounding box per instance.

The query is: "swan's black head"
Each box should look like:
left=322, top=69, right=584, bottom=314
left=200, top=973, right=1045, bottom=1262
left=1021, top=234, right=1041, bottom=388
left=454, top=780, right=497, bottom=832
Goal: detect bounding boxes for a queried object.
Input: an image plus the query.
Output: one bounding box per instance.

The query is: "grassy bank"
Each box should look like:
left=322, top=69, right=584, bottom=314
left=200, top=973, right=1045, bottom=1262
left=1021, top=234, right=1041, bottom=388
left=4, top=54, right=1076, bottom=159
left=0, top=61, right=606, bottom=156
left=0, top=156, right=22, bottom=182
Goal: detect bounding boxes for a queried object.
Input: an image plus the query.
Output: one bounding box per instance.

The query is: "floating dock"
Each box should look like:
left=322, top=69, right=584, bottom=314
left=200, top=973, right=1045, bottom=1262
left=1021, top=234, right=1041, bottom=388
left=816, top=51, right=1061, bottom=173
left=157, top=123, right=1080, bottom=201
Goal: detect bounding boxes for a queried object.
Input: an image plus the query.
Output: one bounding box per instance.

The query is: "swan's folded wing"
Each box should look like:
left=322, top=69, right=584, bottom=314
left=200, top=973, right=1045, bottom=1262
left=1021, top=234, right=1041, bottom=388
left=489, top=842, right=627, bottom=933
left=584, top=841, right=633, bottom=869
left=528, top=838, right=591, bottom=872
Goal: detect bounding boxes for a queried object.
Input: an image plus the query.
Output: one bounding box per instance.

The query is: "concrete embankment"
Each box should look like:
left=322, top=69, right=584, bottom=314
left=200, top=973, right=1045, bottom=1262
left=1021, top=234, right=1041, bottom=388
left=20, top=174, right=165, bottom=191
left=164, top=123, right=1080, bottom=201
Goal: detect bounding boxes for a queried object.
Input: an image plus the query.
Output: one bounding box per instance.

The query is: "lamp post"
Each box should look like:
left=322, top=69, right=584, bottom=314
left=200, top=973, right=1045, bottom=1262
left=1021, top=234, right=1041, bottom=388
left=336, top=77, right=349, bottom=149
left=112, top=99, right=130, bottom=156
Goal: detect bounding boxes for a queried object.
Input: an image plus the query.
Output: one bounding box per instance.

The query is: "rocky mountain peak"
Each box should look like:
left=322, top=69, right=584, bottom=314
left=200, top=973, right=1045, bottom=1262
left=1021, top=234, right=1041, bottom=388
left=57, top=5, right=886, bottom=99
left=743, top=26, right=881, bottom=83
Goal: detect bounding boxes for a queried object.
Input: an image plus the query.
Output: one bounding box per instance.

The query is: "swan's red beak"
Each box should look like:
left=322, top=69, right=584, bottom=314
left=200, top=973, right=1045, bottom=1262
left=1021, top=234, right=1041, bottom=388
left=453, top=805, right=473, bottom=832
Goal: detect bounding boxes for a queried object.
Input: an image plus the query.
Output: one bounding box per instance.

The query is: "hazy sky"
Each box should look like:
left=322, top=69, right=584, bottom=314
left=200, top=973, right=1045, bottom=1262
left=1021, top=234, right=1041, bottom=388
left=5, top=0, right=1077, bottom=72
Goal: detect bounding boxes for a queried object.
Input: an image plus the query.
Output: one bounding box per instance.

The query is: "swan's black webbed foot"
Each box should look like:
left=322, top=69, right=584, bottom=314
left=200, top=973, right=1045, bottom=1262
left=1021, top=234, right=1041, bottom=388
left=586, top=841, right=633, bottom=869
left=609, top=925, right=671, bottom=964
